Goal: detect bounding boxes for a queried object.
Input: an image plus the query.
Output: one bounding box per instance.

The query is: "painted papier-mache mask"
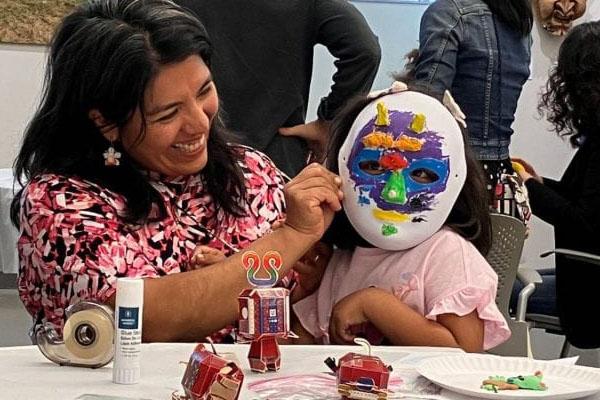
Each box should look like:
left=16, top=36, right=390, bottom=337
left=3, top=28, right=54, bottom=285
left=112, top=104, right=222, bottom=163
left=338, top=91, right=466, bottom=250
left=535, top=0, right=587, bottom=36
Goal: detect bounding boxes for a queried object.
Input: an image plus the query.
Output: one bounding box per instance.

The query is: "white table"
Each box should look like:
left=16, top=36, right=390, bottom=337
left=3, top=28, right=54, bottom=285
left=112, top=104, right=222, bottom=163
left=0, top=168, right=20, bottom=274
left=0, top=343, right=470, bottom=399
left=2, top=344, right=599, bottom=400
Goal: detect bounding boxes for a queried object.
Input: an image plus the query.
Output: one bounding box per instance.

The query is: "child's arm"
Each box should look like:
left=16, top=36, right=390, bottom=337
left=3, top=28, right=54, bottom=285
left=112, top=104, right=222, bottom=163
left=329, top=287, right=484, bottom=352
left=290, top=242, right=332, bottom=303
left=291, top=311, right=317, bottom=344
left=189, top=245, right=227, bottom=269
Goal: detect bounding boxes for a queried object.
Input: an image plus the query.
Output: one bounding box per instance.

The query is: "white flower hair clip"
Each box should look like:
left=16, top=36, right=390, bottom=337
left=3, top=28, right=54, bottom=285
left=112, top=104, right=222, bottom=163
left=367, top=81, right=408, bottom=100
left=443, top=90, right=467, bottom=129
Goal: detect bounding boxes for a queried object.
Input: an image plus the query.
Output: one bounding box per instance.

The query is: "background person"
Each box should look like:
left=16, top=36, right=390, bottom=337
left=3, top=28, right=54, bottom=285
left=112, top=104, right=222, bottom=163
left=174, top=0, right=382, bottom=176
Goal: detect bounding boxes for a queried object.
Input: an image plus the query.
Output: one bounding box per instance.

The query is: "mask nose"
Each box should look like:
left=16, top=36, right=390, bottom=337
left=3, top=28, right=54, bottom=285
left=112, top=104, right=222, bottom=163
left=381, top=170, right=407, bottom=205
left=379, top=152, right=409, bottom=205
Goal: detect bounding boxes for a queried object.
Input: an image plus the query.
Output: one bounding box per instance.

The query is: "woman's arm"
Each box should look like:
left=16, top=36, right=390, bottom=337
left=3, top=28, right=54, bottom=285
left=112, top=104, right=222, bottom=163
left=329, top=287, right=484, bottom=352
left=114, top=164, right=343, bottom=341
left=19, top=165, right=341, bottom=342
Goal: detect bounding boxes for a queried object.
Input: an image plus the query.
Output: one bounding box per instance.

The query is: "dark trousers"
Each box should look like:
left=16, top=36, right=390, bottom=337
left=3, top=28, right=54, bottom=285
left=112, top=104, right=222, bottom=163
left=510, top=268, right=557, bottom=316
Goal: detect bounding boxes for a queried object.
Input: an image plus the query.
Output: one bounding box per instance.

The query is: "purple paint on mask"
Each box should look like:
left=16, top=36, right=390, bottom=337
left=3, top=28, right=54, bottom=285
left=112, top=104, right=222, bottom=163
left=346, top=110, right=449, bottom=215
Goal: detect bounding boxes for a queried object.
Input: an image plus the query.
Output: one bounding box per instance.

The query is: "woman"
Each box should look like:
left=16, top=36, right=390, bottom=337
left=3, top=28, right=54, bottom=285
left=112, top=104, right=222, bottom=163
left=11, top=0, right=342, bottom=342
left=512, top=22, right=600, bottom=349
left=413, top=0, right=532, bottom=197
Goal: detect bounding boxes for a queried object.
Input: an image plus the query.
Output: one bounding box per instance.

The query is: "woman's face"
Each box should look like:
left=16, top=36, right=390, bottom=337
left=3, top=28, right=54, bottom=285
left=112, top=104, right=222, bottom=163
left=120, top=55, right=218, bottom=177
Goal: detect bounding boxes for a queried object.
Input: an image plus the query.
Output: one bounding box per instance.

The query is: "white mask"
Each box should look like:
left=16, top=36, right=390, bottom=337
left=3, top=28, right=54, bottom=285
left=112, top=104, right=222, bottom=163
left=338, top=91, right=466, bottom=250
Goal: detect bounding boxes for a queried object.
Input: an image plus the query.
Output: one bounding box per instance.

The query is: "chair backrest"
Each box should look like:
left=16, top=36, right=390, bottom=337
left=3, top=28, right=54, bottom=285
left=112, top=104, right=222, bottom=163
left=485, top=214, right=528, bottom=357
left=486, top=214, right=526, bottom=315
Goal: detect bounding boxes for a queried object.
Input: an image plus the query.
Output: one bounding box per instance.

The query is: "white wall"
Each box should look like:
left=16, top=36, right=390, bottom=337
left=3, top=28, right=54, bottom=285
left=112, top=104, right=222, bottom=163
left=0, top=44, right=46, bottom=168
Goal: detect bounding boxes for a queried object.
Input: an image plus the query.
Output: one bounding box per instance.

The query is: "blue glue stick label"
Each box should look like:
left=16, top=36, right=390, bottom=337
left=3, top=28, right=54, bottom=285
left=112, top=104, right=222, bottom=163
left=118, top=307, right=139, bottom=329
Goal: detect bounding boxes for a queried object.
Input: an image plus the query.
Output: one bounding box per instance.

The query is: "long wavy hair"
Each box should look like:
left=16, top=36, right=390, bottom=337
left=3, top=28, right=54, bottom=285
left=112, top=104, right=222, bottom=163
left=482, top=0, right=533, bottom=36
left=11, top=0, right=246, bottom=227
left=539, top=21, right=600, bottom=147
left=323, top=85, right=491, bottom=255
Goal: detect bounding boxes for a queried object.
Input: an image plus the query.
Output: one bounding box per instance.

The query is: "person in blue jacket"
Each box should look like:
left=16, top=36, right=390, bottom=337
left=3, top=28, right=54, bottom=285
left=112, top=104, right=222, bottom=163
left=413, top=0, right=532, bottom=198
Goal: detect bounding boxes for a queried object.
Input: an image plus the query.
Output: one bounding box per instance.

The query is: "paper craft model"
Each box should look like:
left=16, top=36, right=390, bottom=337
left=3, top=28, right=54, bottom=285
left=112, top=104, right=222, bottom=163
left=238, top=287, right=291, bottom=373
left=181, top=343, right=244, bottom=400
left=325, top=340, right=392, bottom=400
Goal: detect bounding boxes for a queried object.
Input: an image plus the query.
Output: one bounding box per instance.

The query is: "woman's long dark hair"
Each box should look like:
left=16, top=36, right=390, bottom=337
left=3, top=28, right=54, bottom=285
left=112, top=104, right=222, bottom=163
left=540, top=21, right=600, bottom=147
left=11, top=0, right=246, bottom=227
left=482, top=0, right=533, bottom=36
left=323, top=86, right=491, bottom=255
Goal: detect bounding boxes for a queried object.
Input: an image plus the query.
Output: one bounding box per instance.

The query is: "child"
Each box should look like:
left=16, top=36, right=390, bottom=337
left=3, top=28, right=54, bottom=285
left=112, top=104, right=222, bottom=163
left=292, top=88, right=511, bottom=352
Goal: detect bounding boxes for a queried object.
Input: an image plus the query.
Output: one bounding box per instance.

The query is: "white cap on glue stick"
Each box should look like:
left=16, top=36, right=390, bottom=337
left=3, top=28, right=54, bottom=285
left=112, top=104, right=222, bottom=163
left=113, top=278, right=144, bottom=384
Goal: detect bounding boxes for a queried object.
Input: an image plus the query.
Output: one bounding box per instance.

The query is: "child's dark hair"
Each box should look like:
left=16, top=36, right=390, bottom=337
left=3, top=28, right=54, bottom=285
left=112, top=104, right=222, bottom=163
left=323, top=84, right=492, bottom=255
left=392, top=49, right=419, bottom=83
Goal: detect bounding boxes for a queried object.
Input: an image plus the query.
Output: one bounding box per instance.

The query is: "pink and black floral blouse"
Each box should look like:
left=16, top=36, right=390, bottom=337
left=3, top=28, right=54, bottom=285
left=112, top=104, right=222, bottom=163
left=17, top=147, right=286, bottom=341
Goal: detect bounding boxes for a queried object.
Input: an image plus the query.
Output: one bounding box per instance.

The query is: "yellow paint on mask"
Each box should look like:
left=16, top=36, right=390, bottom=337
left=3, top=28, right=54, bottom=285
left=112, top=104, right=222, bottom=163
left=372, top=208, right=410, bottom=222
left=410, top=113, right=426, bottom=133
left=375, top=102, right=390, bottom=126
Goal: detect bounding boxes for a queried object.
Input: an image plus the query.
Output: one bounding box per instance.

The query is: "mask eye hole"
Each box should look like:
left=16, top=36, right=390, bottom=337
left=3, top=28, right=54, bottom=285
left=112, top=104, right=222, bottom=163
left=359, top=160, right=385, bottom=175
left=410, top=168, right=439, bottom=184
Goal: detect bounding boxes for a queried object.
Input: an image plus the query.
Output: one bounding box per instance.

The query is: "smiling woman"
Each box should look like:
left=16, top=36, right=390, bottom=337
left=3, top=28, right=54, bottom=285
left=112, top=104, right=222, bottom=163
left=10, top=0, right=343, bottom=343
left=106, top=56, right=217, bottom=177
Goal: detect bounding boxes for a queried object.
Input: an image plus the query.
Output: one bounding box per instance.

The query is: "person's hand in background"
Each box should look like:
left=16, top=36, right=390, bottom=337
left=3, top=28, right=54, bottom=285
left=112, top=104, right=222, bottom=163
left=511, top=157, right=543, bottom=184
left=279, top=119, right=331, bottom=163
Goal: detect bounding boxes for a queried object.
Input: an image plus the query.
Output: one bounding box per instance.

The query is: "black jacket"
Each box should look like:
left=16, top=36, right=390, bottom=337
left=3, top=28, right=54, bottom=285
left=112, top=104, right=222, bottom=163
left=526, top=137, right=600, bottom=348
left=175, top=0, right=381, bottom=176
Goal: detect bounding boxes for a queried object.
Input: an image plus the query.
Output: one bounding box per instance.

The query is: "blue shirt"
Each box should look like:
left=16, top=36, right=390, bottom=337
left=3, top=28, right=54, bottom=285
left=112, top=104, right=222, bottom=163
left=414, top=0, right=531, bottom=161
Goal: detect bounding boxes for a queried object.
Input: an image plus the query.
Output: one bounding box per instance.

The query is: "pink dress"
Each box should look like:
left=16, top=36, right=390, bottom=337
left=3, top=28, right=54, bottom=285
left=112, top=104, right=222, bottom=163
left=17, top=146, right=286, bottom=341
left=294, top=228, right=511, bottom=350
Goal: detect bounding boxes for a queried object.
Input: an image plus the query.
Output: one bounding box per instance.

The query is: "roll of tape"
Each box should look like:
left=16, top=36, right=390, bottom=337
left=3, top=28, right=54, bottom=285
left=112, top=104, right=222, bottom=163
left=63, top=308, right=114, bottom=361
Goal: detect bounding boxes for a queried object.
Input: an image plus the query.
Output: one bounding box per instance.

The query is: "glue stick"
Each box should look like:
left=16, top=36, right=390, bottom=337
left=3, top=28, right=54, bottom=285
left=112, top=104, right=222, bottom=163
left=113, top=278, right=144, bottom=384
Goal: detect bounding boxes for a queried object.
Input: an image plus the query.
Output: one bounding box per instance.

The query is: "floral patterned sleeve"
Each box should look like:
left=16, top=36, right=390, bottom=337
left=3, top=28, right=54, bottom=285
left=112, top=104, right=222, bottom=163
left=17, top=175, right=168, bottom=332
left=236, top=148, right=296, bottom=288
left=215, top=147, right=287, bottom=249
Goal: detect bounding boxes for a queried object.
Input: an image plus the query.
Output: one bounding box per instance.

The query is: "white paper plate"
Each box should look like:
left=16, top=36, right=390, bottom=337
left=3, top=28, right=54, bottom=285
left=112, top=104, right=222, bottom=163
left=416, top=354, right=600, bottom=400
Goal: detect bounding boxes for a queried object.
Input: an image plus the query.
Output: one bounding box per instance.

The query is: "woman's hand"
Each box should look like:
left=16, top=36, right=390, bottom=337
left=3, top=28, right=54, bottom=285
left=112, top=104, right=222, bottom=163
left=189, top=245, right=226, bottom=269
left=329, top=288, right=374, bottom=344
left=511, top=157, right=543, bottom=184
left=283, top=163, right=343, bottom=242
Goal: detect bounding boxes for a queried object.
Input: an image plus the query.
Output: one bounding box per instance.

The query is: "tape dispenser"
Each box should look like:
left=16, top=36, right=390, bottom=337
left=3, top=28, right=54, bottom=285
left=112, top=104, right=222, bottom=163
left=31, top=301, right=115, bottom=368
